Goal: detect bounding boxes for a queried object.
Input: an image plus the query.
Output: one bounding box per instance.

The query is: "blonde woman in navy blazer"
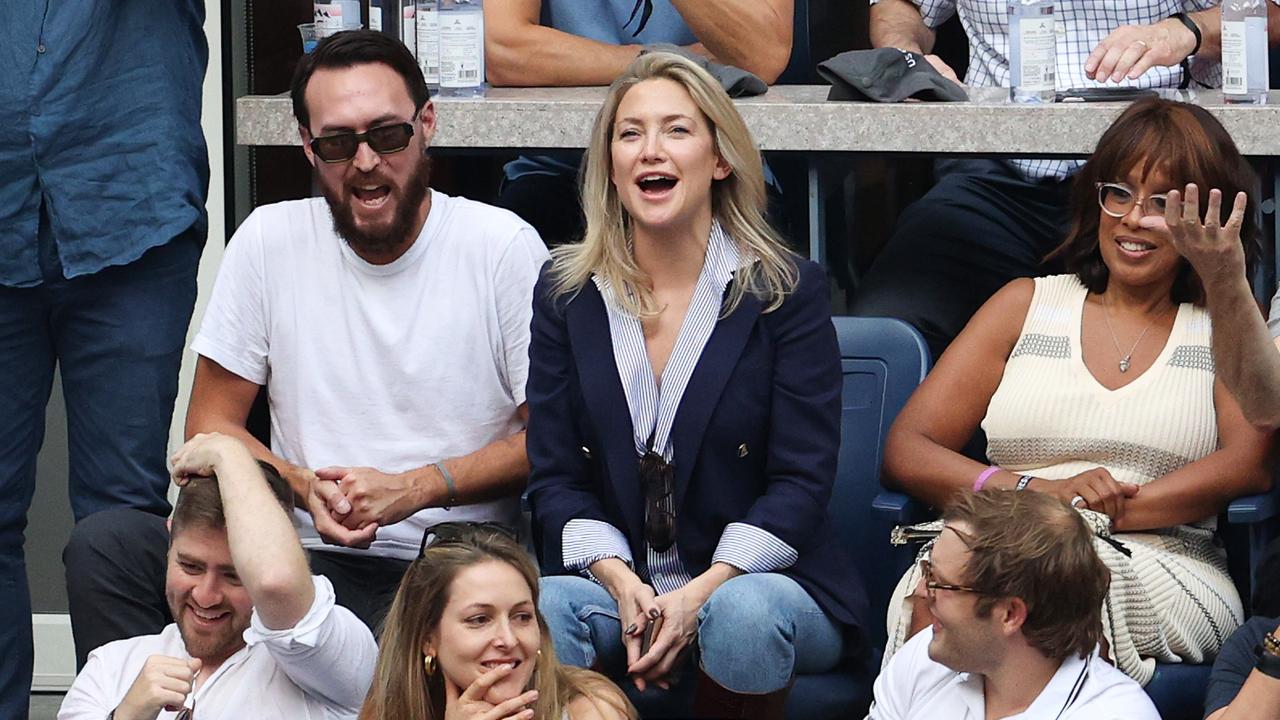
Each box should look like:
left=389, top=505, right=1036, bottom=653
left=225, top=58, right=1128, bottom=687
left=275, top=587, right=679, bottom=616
left=525, top=52, right=868, bottom=718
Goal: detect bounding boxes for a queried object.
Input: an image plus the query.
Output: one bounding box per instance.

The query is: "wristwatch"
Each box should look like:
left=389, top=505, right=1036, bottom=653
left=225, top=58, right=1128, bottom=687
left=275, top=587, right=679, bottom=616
left=1255, top=631, right=1280, bottom=679
left=1168, top=12, right=1202, bottom=89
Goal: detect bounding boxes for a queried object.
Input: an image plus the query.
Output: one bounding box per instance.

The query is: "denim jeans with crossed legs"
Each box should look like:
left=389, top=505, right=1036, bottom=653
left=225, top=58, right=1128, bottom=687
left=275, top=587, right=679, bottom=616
left=539, top=572, right=844, bottom=697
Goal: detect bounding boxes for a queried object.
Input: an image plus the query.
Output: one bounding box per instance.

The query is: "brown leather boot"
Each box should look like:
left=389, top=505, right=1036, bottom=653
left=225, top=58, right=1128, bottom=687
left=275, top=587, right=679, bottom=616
left=691, top=668, right=790, bottom=720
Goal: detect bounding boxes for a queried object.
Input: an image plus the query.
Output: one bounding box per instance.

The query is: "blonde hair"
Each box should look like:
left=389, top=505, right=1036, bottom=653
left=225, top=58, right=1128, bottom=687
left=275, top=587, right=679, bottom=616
left=549, top=51, right=797, bottom=317
left=358, top=528, right=636, bottom=720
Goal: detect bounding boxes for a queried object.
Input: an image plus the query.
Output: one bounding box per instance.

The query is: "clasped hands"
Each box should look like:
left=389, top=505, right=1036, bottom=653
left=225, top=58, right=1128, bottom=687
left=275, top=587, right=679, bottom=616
left=301, top=464, right=431, bottom=548
left=614, top=577, right=707, bottom=692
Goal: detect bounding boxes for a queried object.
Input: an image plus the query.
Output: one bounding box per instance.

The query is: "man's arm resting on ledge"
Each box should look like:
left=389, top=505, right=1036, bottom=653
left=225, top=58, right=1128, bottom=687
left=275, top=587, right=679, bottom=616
left=869, top=0, right=961, bottom=83
left=485, top=0, right=647, bottom=86
left=670, top=0, right=793, bottom=83
left=869, top=0, right=936, bottom=54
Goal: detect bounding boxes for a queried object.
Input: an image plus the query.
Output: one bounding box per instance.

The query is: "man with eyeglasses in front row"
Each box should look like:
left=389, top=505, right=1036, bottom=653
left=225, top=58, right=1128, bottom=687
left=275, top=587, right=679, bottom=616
left=866, top=490, right=1158, bottom=720
left=64, top=28, right=547, bottom=658
left=59, top=433, right=376, bottom=720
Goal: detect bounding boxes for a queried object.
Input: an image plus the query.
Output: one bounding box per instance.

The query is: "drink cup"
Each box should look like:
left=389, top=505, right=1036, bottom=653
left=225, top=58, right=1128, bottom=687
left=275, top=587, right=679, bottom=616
left=298, top=22, right=358, bottom=53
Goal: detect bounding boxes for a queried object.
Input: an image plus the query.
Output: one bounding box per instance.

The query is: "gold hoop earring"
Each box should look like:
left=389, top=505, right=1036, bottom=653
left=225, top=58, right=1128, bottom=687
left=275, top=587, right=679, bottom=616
left=424, top=654, right=437, bottom=676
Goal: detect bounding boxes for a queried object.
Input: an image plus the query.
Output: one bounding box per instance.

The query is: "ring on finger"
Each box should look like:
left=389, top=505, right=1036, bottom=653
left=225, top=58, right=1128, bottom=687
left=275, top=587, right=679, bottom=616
left=1134, top=39, right=1149, bottom=49
left=1070, top=495, right=1087, bottom=508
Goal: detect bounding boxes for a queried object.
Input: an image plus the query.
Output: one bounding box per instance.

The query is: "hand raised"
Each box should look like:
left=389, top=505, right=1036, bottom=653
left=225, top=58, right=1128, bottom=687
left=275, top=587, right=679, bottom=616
left=113, top=656, right=200, bottom=720
left=169, top=433, right=244, bottom=486
left=1148, top=183, right=1249, bottom=286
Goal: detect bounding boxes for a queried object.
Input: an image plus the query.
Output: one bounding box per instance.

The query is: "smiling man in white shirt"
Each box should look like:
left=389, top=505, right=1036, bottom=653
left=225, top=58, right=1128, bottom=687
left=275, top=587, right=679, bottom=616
left=867, top=490, right=1158, bottom=720
left=58, top=433, right=376, bottom=720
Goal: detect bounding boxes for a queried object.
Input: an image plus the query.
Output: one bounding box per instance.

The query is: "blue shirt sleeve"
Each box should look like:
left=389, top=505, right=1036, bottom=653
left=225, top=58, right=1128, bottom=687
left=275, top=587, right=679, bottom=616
left=1205, top=616, right=1277, bottom=718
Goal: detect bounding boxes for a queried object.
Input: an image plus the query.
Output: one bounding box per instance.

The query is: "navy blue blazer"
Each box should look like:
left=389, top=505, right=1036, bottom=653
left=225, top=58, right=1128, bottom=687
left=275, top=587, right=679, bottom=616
left=526, top=257, right=869, bottom=637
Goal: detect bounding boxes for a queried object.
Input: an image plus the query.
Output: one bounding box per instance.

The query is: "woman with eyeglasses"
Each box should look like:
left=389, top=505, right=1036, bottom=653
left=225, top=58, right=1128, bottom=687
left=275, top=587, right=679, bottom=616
left=357, top=524, right=636, bottom=720
left=524, top=52, right=868, bottom=719
left=880, top=97, right=1274, bottom=684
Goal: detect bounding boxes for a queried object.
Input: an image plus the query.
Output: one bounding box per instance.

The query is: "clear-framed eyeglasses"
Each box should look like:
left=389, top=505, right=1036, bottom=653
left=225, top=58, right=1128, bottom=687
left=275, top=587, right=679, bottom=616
left=1096, top=182, right=1170, bottom=218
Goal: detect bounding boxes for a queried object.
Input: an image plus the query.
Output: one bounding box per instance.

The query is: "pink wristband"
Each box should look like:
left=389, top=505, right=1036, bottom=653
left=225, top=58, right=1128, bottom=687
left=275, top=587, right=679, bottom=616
left=973, top=466, right=1000, bottom=492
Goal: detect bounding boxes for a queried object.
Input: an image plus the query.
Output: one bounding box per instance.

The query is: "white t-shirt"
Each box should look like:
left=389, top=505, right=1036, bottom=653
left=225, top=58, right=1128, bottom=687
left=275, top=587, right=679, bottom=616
left=58, top=576, right=376, bottom=720
left=192, top=191, right=549, bottom=558
left=866, top=627, right=1160, bottom=720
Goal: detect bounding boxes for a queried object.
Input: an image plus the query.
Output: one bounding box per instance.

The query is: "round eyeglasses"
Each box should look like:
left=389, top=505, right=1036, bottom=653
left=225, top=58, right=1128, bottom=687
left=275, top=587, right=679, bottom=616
left=1096, top=182, right=1170, bottom=218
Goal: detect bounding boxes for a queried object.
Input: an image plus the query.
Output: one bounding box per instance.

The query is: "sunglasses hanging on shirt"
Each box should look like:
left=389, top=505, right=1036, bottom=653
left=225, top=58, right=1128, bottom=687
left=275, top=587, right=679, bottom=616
left=639, top=439, right=676, bottom=552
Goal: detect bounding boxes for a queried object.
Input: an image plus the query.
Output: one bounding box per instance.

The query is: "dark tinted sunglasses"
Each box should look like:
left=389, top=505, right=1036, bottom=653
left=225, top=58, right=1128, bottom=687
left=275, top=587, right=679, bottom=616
left=639, top=450, right=676, bottom=552
left=309, top=122, right=415, bottom=163
left=418, top=521, right=519, bottom=558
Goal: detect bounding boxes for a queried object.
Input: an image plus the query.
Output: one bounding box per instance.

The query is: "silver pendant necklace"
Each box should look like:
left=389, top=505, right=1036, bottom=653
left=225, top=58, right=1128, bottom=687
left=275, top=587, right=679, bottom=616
left=1101, top=294, right=1163, bottom=373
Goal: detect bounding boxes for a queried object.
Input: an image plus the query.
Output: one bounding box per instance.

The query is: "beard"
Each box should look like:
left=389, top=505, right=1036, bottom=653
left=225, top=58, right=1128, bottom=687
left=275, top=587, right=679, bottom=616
left=322, top=152, right=432, bottom=257
left=170, top=598, right=250, bottom=665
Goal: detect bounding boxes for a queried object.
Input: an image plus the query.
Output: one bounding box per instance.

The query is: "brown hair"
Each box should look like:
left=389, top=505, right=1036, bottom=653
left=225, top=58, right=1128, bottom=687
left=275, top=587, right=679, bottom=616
left=170, top=460, right=293, bottom=537
left=1046, top=97, right=1259, bottom=304
left=359, top=527, right=636, bottom=720
left=943, top=490, right=1109, bottom=662
left=290, top=29, right=431, bottom=132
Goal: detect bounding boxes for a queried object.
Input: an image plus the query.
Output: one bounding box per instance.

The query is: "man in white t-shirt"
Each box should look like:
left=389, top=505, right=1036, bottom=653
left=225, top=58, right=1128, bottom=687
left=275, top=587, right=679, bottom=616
left=59, top=433, right=376, bottom=720
left=64, top=29, right=549, bottom=646
left=867, top=490, right=1159, bottom=720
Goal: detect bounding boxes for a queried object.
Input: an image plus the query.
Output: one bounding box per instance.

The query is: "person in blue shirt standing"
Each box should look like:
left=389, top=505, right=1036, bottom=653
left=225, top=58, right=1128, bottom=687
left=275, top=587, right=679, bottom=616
left=0, top=3, right=207, bottom=717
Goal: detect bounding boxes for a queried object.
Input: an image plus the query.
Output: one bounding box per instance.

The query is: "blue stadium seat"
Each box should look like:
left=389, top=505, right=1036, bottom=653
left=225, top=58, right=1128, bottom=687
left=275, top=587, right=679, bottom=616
left=874, top=478, right=1280, bottom=720
left=784, top=316, right=931, bottom=719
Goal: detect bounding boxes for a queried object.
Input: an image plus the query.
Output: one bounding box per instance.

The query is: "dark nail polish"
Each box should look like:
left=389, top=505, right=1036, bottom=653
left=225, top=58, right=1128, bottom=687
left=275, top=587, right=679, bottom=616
left=626, top=623, right=637, bottom=635
left=648, top=608, right=660, bottom=619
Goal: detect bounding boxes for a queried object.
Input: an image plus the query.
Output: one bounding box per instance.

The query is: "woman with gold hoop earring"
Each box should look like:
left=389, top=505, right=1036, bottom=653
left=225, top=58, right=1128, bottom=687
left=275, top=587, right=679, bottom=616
left=358, top=523, right=635, bottom=720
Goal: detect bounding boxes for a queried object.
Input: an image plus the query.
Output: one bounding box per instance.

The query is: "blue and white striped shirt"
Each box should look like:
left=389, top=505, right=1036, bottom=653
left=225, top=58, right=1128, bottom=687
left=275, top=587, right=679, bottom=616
left=561, top=223, right=799, bottom=595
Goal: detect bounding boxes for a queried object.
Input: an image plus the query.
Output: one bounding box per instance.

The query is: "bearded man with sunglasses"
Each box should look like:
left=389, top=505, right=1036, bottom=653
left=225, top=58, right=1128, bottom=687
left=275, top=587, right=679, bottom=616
left=867, top=490, right=1158, bottom=720
left=59, top=433, right=377, bottom=720
left=64, top=30, right=547, bottom=655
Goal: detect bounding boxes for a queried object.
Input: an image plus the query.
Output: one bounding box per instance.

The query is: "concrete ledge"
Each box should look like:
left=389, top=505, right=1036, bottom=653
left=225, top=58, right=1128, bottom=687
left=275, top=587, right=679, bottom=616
left=236, top=86, right=1280, bottom=155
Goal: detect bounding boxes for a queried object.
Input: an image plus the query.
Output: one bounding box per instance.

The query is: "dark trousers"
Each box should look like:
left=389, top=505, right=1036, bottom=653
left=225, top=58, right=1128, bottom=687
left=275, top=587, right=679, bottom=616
left=65, top=508, right=171, bottom=668
left=850, top=159, right=1073, bottom=363
left=0, top=223, right=199, bottom=717
left=308, top=549, right=412, bottom=633
left=64, top=508, right=412, bottom=667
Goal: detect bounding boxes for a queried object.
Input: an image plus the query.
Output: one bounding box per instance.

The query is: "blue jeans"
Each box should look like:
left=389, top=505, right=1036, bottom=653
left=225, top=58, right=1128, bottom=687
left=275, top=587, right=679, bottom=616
left=0, top=225, right=199, bottom=718
left=540, top=573, right=844, bottom=696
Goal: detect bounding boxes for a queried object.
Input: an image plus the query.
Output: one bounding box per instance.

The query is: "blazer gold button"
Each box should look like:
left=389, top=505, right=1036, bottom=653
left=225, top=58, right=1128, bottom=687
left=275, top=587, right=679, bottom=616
left=737, top=443, right=749, bottom=458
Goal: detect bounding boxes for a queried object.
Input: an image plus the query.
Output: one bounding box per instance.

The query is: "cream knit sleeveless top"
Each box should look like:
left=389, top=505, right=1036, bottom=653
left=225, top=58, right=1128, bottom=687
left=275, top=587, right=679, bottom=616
left=982, top=274, right=1218, bottom=492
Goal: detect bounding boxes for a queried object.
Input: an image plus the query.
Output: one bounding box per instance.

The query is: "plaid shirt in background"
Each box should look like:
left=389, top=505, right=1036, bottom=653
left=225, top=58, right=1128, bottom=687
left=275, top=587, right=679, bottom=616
left=876, top=0, right=1218, bottom=180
